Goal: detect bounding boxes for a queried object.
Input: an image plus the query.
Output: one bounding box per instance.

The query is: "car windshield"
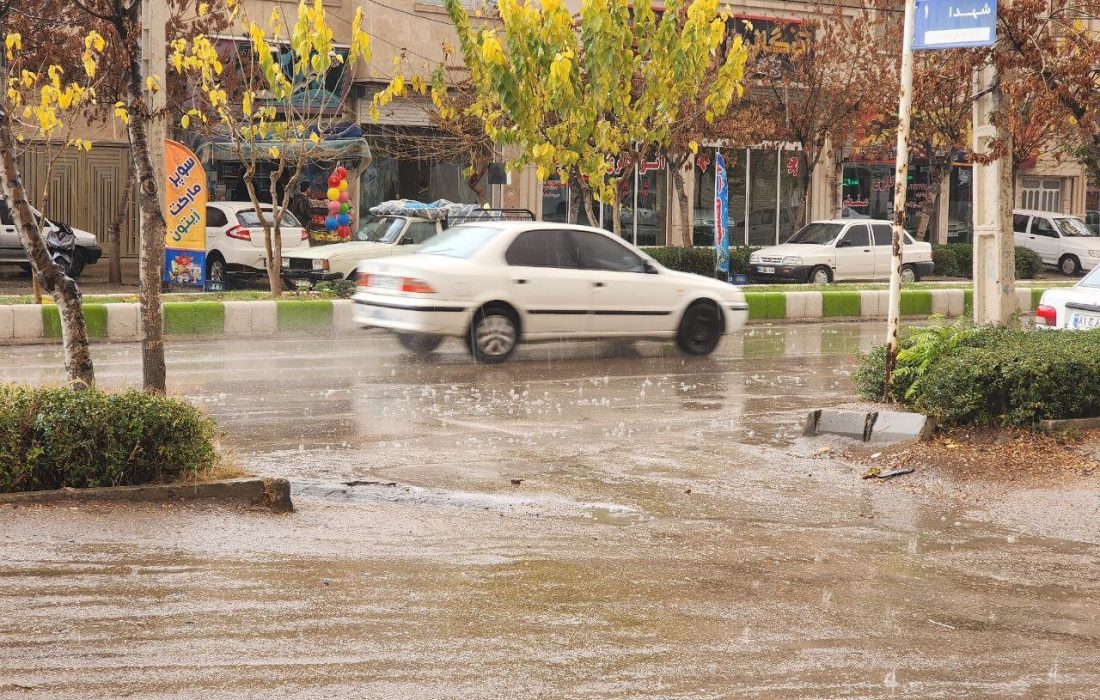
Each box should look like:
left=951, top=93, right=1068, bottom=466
left=355, top=216, right=406, bottom=243
left=1080, top=266, right=1100, bottom=288
left=416, top=225, right=500, bottom=258
left=236, top=209, right=300, bottom=227
left=786, top=222, right=843, bottom=245
left=1054, top=217, right=1097, bottom=237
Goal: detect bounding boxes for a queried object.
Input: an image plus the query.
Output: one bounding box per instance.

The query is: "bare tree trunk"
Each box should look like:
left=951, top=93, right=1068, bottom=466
left=914, top=162, right=947, bottom=241
left=670, top=162, right=691, bottom=247
left=567, top=169, right=582, bottom=225
left=611, top=179, right=622, bottom=238
left=108, top=170, right=134, bottom=285
left=577, top=174, right=598, bottom=227
left=267, top=172, right=286, bottom=295
left=124, top=50, right=167, bottom=393
left=0, top=103, right=94, bottom=387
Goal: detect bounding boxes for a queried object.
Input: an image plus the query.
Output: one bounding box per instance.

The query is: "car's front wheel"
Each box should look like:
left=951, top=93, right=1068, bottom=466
left=468, top=305, right=519, bottom=364
left=397, top=333, right=444, bottom=355
left=675, top=301, right=723, bottom=356
left=809, top=266, right=832, bottom=285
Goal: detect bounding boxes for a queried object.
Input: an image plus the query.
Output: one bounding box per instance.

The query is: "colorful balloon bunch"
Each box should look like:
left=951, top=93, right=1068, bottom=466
left=324, top=166, right=352, bottom=239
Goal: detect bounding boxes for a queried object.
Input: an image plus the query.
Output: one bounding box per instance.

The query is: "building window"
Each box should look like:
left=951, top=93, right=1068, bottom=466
left=1019, top=177, right=1062, bottom=212
left=597, top=159, right=668, bottom=247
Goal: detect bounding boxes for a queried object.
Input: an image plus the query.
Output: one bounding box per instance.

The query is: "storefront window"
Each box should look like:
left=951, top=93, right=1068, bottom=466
left=747, top=148, right=779, bottom=246
left=840, top=163, right=929, bottom=234
left=598, top=159, right=668, bottom=246
left=692, top=149, right=744, bottom=247
left=541, top=177, right=569, bottom=222
left=947, top=165, right=973, bottom=243
left=358, top=132, right=484, bottom=215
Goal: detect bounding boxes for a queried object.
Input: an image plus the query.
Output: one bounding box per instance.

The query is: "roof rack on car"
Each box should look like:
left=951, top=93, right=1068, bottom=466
left=446, top=208, right=536, bottom=226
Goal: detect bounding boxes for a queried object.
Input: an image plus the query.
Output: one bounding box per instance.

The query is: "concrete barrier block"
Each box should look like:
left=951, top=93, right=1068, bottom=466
left=804, top=409, right=874, bottom=441
left=930, top=289, right=950, bottom=316
left=945, top=289, right=965, bottom=318
left=250, top=301, right=277, bottom=335
left=0, top=305, right=12, bottom=340
left=12, top=304, right=43, bottom=340
left=332, top=300, right=356, bottom=332
left=859, top=290, right=884, bottom=318
left=870, top=410, right=936, bottom=443
left=223, top=301, right=253, bottom=336
left=106, top=303, right=140, bottom=341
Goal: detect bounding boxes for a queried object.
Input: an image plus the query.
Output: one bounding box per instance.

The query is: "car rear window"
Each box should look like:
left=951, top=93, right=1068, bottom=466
left=236, top=210, right=300, bottom=228
left=417, top=225, right=501, bottom=258
left=1081, top=266, right=1100, bottom=288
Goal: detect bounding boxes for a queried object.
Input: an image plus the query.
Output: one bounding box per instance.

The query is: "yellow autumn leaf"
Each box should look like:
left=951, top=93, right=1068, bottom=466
left=181, top=113, right=191, bottom=129
left=270, top=146, right=281, bottom=159
left=689, top=141, right=699, bottom=154
left=5, top=33, right=21, bottom=61
left=198, top=2, right=209, bottom=16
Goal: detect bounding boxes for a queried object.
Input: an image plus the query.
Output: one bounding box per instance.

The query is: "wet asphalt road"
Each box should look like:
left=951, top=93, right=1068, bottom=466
left=2, top=325, right=1099, bottom=699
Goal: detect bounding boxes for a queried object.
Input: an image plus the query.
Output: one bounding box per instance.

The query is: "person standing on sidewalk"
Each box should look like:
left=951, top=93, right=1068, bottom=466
left=289, top=181, right=313, bottom=234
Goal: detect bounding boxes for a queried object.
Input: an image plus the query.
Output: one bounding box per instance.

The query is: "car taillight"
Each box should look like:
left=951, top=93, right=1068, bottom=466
left=1035, top=304, right=1057, bottom=327
left=401, top=278, right=435, bottom=294
left=225, top=225, right=251, bottom=241
left=357, top=271, right=371, bottom=287
left=300, top=229, right=309, bottom=241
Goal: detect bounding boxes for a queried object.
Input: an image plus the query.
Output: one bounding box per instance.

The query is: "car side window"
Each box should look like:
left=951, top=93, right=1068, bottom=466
left=840, top=224, right=870, bottom=248
left=871, top=224, right=892, bottom=246
left=1013, top=214, right=1030, bottom=234
left=206, top=206, right=227, bottom=228
left=1032, top=217, right=1058, bottom=237
left=504, top=229, right=578, bottom=268
left=570, top=230, right=648, bottom=273
left=403, top=222, right=437, bottom=245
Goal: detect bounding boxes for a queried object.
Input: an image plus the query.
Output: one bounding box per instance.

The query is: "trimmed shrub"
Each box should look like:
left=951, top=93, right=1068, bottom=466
left=644, top=246, right=759, bottom=276
left=854, top=326, right=1100, bottom=426
left=931, top=244, right=1042, bottom=279
left=0, top=385, right=217, bottom=493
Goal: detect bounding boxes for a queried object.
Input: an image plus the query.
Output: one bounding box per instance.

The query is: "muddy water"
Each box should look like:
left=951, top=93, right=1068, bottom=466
left=2, top=326, right=1099, bottom=698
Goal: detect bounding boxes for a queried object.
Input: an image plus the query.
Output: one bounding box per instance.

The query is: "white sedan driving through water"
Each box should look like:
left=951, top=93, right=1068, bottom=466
left=352, top=222, right=749, bottom=363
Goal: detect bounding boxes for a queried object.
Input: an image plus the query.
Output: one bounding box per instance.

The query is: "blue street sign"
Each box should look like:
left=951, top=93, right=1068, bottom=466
left=913, top=0, right=997, bottom=50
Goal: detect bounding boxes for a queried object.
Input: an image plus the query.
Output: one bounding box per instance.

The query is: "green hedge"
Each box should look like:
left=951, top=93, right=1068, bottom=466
left=645, top=246, right=759, bottom=277
left=0, top=385, right=217, bottom=493
left=854, top=326, right=1100, bottom=427
left=932, top=244, right=1042, bottom=279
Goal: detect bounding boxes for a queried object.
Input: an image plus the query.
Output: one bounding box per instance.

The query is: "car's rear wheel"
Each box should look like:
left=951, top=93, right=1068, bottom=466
left=901, top=264, right=918, bottom=283
left=206, top=253, right=226, bottom=286
left=397, top=333, right=444, bottom=355
left=468, top=305, right=519, bottom=364
left=809, top=266, right=832, bottom=285
left=675, top=300, right=723, bottom=357
left=1060, top=254, right=1081, bottom=276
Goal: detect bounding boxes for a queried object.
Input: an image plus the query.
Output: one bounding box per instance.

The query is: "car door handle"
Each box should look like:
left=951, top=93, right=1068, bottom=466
left=513, top=279, right=528, bottom=285
left=593, top=282, right=606, bottom=288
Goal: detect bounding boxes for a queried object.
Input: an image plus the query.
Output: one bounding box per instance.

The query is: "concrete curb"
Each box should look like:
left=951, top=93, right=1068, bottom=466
left=1039, top=417, right=1100, bottom=434
left=0, top=477, right=293, bottom=512
left=0, top=286, right=1057, bottom=345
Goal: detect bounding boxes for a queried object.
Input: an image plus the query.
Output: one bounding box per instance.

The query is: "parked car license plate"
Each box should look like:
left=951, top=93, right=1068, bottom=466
left=370, top=275, right=401, bottom=291
left=1070, top=312, right=1100, bottom=329
left=758, top=266, right=775, bottom=274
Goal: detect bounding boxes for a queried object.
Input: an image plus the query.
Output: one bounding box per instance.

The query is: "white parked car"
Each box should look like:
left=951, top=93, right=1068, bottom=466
left=352, top=222, right=749, bottom=363
left=1035, top=265, right=1100, bottom=330
left=204, top=202, right=306, bottom=285
left=1013, top=209, right=1100, bottom=275
left=0, top=200, right=101, bottom=277
left=281, top=215, right=445, bottom=286
left=749, top=219, right=934, bottom=284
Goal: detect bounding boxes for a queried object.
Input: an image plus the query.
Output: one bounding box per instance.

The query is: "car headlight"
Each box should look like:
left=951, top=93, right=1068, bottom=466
left=749, top=253, right=760, bottom=263
left=1088, top=249, right=1100, bottom=258
left=782, top=256, right=802, bottom=265
left=311, top=259, right=329, bottom=271
left=281, top=257, right=289, bottom=268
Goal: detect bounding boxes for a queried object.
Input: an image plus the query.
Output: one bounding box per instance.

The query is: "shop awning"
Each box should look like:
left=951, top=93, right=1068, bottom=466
left=198, top=136, right=371, bottom=165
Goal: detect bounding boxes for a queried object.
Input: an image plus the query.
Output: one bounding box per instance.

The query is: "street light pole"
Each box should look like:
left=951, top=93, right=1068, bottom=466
left=883, top=0, right=917, bottom=398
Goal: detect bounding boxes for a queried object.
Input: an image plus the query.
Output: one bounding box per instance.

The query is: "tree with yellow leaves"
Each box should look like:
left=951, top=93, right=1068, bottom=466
left=0, top=4, right=105, bottom=387
left=173, top=0, right=371, bottom=295
left=436, top=0, right=747, bottom=237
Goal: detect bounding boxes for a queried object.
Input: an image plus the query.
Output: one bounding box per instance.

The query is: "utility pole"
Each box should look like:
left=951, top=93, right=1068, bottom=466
left=883, top=0, right=917, bottom=396
left=970, top=58, right=1015, bottom=324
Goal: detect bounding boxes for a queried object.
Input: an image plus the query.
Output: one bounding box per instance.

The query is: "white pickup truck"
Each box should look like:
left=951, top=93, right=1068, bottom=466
left=281, top=207, right=534, bottom=287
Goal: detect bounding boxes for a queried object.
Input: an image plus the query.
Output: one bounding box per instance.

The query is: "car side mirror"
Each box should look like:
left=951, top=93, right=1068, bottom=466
left=642, top=260, right=658, bottom=274
left=836, top=239, right=852, bottom=248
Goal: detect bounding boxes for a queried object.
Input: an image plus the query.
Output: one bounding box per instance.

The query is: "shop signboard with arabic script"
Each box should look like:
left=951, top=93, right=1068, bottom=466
left=163, top=140, right=208, bottom=289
